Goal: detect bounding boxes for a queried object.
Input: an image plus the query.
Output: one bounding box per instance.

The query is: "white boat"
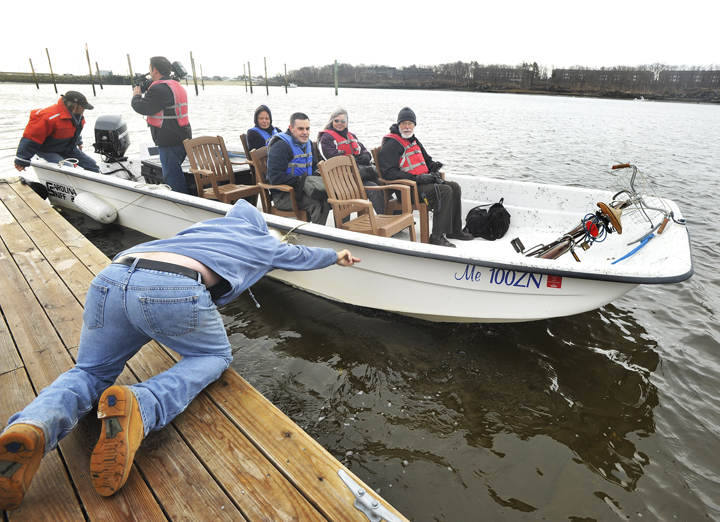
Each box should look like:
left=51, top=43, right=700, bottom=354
left=27, top=154, right=693, bottom=323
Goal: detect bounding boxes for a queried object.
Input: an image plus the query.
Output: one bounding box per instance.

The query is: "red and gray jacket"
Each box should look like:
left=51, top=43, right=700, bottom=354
left=15, top=98, right=85, bottom=167
left=146, top=80, right=189, bottom=128
left=319, top=129, right=361, bottom=157
left=382, top=133, right=429, bottom=176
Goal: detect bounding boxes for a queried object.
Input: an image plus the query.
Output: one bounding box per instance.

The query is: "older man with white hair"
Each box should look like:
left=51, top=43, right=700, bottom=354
left=378, top=107, right=473, bottom=247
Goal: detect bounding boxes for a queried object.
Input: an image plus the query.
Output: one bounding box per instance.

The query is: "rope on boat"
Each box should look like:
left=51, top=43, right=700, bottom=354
left=281, top=222, right=310, bottom=244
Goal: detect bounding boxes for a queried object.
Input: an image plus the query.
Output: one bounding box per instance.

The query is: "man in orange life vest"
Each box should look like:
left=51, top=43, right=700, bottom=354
left=378, top=107, right=473, bottom=247
left=14, top=91, right=99, bottom=173
left=131, top=56, right=192, bottom=194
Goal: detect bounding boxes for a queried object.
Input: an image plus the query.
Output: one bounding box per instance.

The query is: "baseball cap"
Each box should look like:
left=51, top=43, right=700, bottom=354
left=64, top=91, right=94, bottom=110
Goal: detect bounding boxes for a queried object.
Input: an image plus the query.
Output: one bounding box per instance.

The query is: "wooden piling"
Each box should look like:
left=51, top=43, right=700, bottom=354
left=200, top=65, right=205, bottom=91
left=29, top=58, right=39, bottom=89
left=334, top=60, right=338, bottom=95
left=46, top=48, right=58, bottom=93
left=85, top=44, right=96, bottom=96
left=95, top=62, right=103, bottom=90
left=284, top=64, right=288, bottom=94
left=244, top=64, right=248, bottom=92
left=127, top=54, right=134, bottom=84
left=248, top=62, right=253, bottom=94
left=190, top=52, right=199, bottom=96
left=264, top=57, right=269, bottom=95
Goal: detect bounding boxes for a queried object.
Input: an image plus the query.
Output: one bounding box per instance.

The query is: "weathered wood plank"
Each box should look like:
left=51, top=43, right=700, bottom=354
left=0, top=309, right=23, bottom=376
left=0, top=181, right=96, bottom=305
left=0, top=370, right=84, bottom=521
left=0, top=197, right=83, bottom=351
left=127, top=339, right=320, bottom=521
left=204, top=372, right=410, bottom=522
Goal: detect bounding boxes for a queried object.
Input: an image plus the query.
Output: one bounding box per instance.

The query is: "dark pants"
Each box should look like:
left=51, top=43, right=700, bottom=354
left=417, top=180, right=463, bottom=236
left=158, top=145, right=189, bottom=194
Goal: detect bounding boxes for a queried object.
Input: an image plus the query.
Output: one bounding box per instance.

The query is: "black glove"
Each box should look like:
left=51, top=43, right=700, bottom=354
left=430, top=172, right=445, bottom=184
left=414, top=173, right=436, bottom=185
left=355, top=152, right=372, bottom=166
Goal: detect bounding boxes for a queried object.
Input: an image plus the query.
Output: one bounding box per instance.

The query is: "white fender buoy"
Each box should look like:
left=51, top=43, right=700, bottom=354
left=73, top=192, right=117, bottom=224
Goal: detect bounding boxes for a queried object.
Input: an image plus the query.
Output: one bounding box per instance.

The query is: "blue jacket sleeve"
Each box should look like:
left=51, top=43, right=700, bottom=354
left=272, top=242, right=338, bottom=272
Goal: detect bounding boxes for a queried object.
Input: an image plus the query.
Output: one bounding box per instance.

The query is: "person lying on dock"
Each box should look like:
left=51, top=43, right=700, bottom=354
left=266, top=112, right=331, bottom=224
left=317, top=107, right=385, bottom=215
left=246, top=104, right=282, bottom=150
left=0, top=199, right=360, bottom=510
left=377, top=107, right=473, bottom=248
left=14, top=91, right=99, bottom=173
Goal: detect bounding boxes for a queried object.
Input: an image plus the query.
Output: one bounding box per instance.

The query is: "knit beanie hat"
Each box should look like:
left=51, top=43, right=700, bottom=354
left=397, top=107, right=416, bottom=125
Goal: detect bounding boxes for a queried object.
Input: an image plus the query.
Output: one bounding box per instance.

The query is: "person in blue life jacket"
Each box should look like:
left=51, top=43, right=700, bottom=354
left=266, top=112, right=331, bottom=224
left=378, top=107, right=474, bottom=248
left=14, top=91, right=99, bottom=173
left=317, top=107, right=384, bottom=215
left=0, top=199, right=360, bottom=510
left=131, top=56, right=192, bottom=194
left=247, top=105, right=282, bottom=151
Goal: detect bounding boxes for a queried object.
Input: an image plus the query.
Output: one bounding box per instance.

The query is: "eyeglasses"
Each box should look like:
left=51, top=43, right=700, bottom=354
left=333, top=119, right=347, bottom=124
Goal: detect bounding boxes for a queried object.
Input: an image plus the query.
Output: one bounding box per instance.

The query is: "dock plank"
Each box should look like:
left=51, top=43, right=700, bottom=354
left=0, top=177, right=409, bottom=522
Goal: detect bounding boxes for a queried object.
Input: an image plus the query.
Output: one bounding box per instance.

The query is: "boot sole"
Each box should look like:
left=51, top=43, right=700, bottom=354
left=0, top=429, right=43, bottom=510
left=91, top=386, right=135, bottom=497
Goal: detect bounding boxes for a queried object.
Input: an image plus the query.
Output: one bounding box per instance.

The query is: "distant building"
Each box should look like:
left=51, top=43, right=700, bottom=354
left=98, top=70, right=112, bottom=77
left=552, top=69, right=653, bottom=90
left=473, top=67, right=533, bottom=85
left=658, top=70, right=720, bottom=89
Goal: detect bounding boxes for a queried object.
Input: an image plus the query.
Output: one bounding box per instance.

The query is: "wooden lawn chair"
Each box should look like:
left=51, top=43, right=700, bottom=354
left=318, top=155, right=417, bottom=241
left=183, top=136, right=261, bottom=204
left=250, top=146, right=309, bottom=222
left=371, top=146, right=444, bottom=244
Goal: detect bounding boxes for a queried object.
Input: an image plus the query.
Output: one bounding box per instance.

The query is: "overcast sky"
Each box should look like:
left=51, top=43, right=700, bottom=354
left=1, top=0, right=717, bottom=78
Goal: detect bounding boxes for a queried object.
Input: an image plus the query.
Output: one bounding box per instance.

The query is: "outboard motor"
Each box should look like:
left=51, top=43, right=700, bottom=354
left=93, top=115, right=131, bottom=162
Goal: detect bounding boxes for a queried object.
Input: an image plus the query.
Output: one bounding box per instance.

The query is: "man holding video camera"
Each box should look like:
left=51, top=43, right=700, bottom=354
left=131, top=56, right=192, bottom=194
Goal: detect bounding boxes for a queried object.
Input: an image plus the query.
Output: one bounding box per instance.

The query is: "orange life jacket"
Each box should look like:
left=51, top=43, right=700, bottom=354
left=146, top=80, right=189, bottom=128
left=320, top=129, right=361, bottom=156
left=383, top=133, right=428, bottom=176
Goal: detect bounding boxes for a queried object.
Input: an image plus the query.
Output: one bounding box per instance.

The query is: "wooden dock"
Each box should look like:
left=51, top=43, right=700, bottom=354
left=0, top=177, right=408, bottom=522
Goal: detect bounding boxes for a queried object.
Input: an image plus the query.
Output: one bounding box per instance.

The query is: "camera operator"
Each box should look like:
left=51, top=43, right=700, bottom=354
left=131, top=56, right=192, bottom=194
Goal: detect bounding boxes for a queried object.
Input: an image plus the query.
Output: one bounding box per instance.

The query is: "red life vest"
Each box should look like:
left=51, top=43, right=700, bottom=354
left=383, top=133, right=428, bottom=176
left=146, top=80, right=189, bottom=128
left=321, top=129, right=361, bottom=156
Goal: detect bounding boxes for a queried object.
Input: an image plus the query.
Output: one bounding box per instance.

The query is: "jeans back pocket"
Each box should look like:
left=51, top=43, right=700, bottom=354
left=83, top=283, right=108, bottom=330
left=140, top=295, right=199, bottom=337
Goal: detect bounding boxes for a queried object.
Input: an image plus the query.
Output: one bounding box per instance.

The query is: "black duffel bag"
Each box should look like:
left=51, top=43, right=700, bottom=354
left=463, top=198, right=511, bottom=241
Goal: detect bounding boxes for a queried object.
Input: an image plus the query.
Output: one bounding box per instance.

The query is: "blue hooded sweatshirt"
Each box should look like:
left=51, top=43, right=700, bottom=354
left=116, top=200, right=337, bottom=306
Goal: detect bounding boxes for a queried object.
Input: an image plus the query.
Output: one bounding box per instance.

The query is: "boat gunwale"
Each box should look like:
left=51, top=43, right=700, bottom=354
left=30, top=162, right=694, bottom=286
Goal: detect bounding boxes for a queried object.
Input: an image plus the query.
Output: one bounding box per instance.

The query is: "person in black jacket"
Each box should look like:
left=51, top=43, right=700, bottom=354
left=131, top=56, right=192, bottom=194
left=246, top=105, right=282, bottom=151
left=378, top=107, right=473, bottom=247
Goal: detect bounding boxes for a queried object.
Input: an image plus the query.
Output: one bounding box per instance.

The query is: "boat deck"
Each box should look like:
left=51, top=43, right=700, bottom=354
left=0, top=176, right=407, bottom=521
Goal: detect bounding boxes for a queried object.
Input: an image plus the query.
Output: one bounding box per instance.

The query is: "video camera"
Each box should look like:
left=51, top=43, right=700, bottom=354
left=133, top=61, right=189, bottom=93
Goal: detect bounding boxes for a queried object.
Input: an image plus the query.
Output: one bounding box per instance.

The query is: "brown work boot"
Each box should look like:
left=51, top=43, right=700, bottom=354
left=91, top=386, right=144, bottom=497
left=0, top=424, right=45, bottom=510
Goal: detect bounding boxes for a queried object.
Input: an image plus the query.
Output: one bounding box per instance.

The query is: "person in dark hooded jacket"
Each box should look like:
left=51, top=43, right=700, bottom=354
left=247, top=105, right=282, bottom=151
left=378, top=107, right=473, bottom=247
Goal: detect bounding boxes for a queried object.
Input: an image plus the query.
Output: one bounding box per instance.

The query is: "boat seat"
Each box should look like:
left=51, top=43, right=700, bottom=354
left=371, top=146, right=444, bottom=244
left=250, top=146, right=310, bottom=222
left=239, top=132, right=256, bottom=181
left=318, top=155, right=417, bottom=241
left=183, top=135, right=260, bottom=205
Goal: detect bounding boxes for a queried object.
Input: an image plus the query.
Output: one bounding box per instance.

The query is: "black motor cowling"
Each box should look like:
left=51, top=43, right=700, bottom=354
left=93, top=115, right=130, bottom=161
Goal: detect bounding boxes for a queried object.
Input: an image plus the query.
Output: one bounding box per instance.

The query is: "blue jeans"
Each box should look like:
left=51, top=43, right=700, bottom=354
left=158, top=145, right=189, bottom=194
left=37, top=148, right=99, bottom=173
left=6, top=263, right=232, bottom=455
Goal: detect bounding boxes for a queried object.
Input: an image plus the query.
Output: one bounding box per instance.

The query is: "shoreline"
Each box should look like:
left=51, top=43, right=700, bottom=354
left=2, top=78, right=717, bottom=105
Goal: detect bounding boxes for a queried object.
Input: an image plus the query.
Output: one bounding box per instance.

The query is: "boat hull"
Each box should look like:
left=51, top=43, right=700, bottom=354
left=29, top=161, right=692, bottom=323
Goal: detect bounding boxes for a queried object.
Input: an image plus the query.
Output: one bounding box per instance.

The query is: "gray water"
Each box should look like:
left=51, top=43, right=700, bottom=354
left=2, top=84, right=719, bottom=521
